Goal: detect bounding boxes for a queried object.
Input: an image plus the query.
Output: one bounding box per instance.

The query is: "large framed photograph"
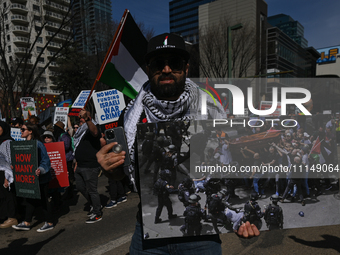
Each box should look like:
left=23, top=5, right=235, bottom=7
left=137, top=115, right=340, bottom=240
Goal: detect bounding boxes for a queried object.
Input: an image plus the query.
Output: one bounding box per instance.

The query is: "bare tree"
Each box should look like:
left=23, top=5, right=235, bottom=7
left=199, top=17, right=257, bottom=78
left=0, top=0, right=75, bottom=118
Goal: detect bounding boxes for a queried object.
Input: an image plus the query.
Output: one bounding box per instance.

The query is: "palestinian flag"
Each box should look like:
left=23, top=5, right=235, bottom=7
left=309, top=137, right=331, bottom=164
left=96, top=10, right=148, bottom=99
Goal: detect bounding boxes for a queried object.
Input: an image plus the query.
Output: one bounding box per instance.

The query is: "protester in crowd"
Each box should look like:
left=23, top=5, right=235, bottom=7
left=12, top=122, right=54, bottom=232
left=53, top=121, right=75, bottom=199
left=96, top=33, right=259, bottom=254
left=0, top=121, right=18, bottom=228
left=11, top=117, right=23, bottom=128
left=74, top=108, right=102, bottom=223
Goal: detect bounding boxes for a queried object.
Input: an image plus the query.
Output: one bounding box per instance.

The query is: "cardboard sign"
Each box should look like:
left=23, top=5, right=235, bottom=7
left=93, top=89, right=125, bottom=125
left=260, top=101, right=281, bottom=117
left=69, top=90, right=93, bottom=116
left=20, top=97, right=37, bottom=121
left=53, top=107, right=69, bottom=128
left=11, top=140, right=40, bottom=199
left=11, top=128, right=26, bottom=141
left=45, top=142, right=69, bottom=189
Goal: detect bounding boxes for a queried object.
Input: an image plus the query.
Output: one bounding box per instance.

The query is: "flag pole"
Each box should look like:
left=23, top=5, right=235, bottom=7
left=308, top=137, right=324, bottom=156
left=83, top=9, right=129, bottom=109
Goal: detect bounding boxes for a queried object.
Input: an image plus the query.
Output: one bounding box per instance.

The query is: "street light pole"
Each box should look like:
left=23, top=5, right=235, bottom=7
left=227, top=23, right=243, bottom=115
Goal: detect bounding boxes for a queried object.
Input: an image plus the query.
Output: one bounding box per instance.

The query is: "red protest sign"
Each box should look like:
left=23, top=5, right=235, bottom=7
left=45, top=142, right=69, bottom=188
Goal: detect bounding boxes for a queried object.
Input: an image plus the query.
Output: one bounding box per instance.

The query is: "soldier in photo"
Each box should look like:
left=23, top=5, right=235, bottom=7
left=139, top=132, right=155, bottom=174
left=162, top=144, right=178, bottom=185
left=178, top=178, right=195, bottom=207
left=180, top=194, right=206, bottom=236
left=152, top=136, right=167, bottom=184
left=243, top=191, right=264, bottom=230
left=264, top=194, right=283, bottom=230
left=208, top=191, right=226, bottom=234
left=153, top=170, right=178, bottom=224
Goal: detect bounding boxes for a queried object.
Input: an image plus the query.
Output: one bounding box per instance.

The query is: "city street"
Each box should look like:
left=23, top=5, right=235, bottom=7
left=0, top=173, right=339, bottom=255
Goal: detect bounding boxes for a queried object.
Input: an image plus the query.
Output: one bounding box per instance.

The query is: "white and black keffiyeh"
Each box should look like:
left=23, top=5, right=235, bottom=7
left=124, top=78, right=226, bottom=191
left=73, top=119, right=98, bottom=155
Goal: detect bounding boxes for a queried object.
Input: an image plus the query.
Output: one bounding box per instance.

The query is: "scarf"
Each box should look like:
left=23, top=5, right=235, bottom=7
left=73, top=119, right=97, bottom=155
left=124, top=78, right=225, bottom=191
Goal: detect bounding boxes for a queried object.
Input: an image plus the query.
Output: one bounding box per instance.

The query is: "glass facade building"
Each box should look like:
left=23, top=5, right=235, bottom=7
left=267, top=14, right=308, bottom=48
left=73, top=0, right=112, bottom=55
left=169, top=0, right=216, bottom=44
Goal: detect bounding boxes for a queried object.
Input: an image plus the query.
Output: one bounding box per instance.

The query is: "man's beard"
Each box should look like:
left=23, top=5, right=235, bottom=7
left=150, top=73, right=186, bottom=99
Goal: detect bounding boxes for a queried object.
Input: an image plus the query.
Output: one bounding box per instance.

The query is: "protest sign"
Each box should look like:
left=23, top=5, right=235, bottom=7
left=11, top=140, right=40, bottom=199
left=11, top=128, right=26, bottom=141
left=69, top=90, right=94, bottom=116
left=45, top=142, right=69, bottom=189
left=93, top=89, right=125, bottom=126
left=260, top=101, right=281, bottom=117
left=20, top=97, right=37, bottom=120
left=53, top=107, right=69, bottom=127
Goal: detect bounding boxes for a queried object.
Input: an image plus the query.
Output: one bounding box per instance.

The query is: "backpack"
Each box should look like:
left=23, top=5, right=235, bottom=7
left=265, top=204, right=281, bottom=226
left=208, top=195, right=222, bottom=215
left=60, top=133, right=75, bottom=152
left=185, top=207, right=201, bottom=224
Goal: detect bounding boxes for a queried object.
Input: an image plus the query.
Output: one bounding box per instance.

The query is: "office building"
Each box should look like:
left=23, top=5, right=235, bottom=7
left=73, top=0, right=112, bottom=55
left=169, top=0, right=216, bottom=44
left=267, top=14, right=308, bottom=48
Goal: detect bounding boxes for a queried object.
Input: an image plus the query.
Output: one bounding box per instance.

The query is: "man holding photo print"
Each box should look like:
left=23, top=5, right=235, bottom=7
left=97, top=33, right=260, bottom=254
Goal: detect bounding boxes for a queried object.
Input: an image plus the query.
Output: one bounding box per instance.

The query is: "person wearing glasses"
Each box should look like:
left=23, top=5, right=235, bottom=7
left=96, top=33, right=260, bottom=254
left=12, top=123, right=53, bottom=232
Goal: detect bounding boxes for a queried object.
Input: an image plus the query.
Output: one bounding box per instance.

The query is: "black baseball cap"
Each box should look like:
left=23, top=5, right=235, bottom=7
left=145, top=33, right=190, bottom=63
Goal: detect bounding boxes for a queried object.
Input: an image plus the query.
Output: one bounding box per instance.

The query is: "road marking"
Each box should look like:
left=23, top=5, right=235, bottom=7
left=81, top=232, right=133, bottom=255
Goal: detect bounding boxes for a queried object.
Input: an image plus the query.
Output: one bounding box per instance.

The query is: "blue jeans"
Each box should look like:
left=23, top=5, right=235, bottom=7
left=129, top=222, right=222, bottom=255
left=253, top=174, right=264, bottom=195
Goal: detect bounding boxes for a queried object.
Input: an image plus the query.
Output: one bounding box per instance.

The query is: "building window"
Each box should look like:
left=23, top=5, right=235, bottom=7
left=35, top=26, right=41, bottom=32
left=38, top=57, right=44, bottom=63
left=33, top=4, right=40, bottom=11
left=37, top=46, right=44, bottom=53
left=3, top=2, right=6, bottom=8
left=6, top=24, right=9, bottom=31
left=8, top=46, right=11, bottom=53
left=9, top=56, right=13, bottom=61
left=34, top=15, right=41, bottom=22
left=37, top=37, right=43, bottom=43
left=7, top=35, right=10, bottom=42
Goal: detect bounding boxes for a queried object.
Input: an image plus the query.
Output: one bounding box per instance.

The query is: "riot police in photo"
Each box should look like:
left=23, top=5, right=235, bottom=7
left=264, top=194, right=283, bottom=230
left=180, top=194, right=206, bottom=236
left=178, top=178, right=195, bottom=207
left=152, top=136, right=167, bottom=184
left=208, top=191, right=227, bottom=234
left=139, top=132, right=155, bottom=174
left=243, top=191, right=264, bottom=230
left=162, top=144, right=179, bottom=185
left=153, top=169, right=178, bottom=224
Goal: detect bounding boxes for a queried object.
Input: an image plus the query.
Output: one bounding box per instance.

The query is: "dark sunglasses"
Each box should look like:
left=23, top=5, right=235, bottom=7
left=148, top=56, right=186, bottom=73
left=74, top=126, right=79, bottom=129
left=21, top=128, right=28, bottom=132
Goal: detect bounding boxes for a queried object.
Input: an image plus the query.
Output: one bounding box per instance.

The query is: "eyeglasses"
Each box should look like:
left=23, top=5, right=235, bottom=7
left=21, top=128, right=28, bottom=132
left=74, top=126, right=79, bottom=129
left=148, top=56, right=186, bottom=73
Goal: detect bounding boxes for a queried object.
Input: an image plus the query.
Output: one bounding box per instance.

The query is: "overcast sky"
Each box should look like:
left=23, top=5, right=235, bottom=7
left=111, top=0, right=340, bottom=49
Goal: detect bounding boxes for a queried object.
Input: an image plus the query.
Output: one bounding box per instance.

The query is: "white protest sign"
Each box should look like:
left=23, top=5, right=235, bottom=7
left=20, top=97, right=37, bottom=120
left=93, top=89, right=125, bottom=125
left=53, top=107, right=69, bottom=128
left=72, top=90, right=94, bottom=109
left=11, top=128, right=26, bottom=141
